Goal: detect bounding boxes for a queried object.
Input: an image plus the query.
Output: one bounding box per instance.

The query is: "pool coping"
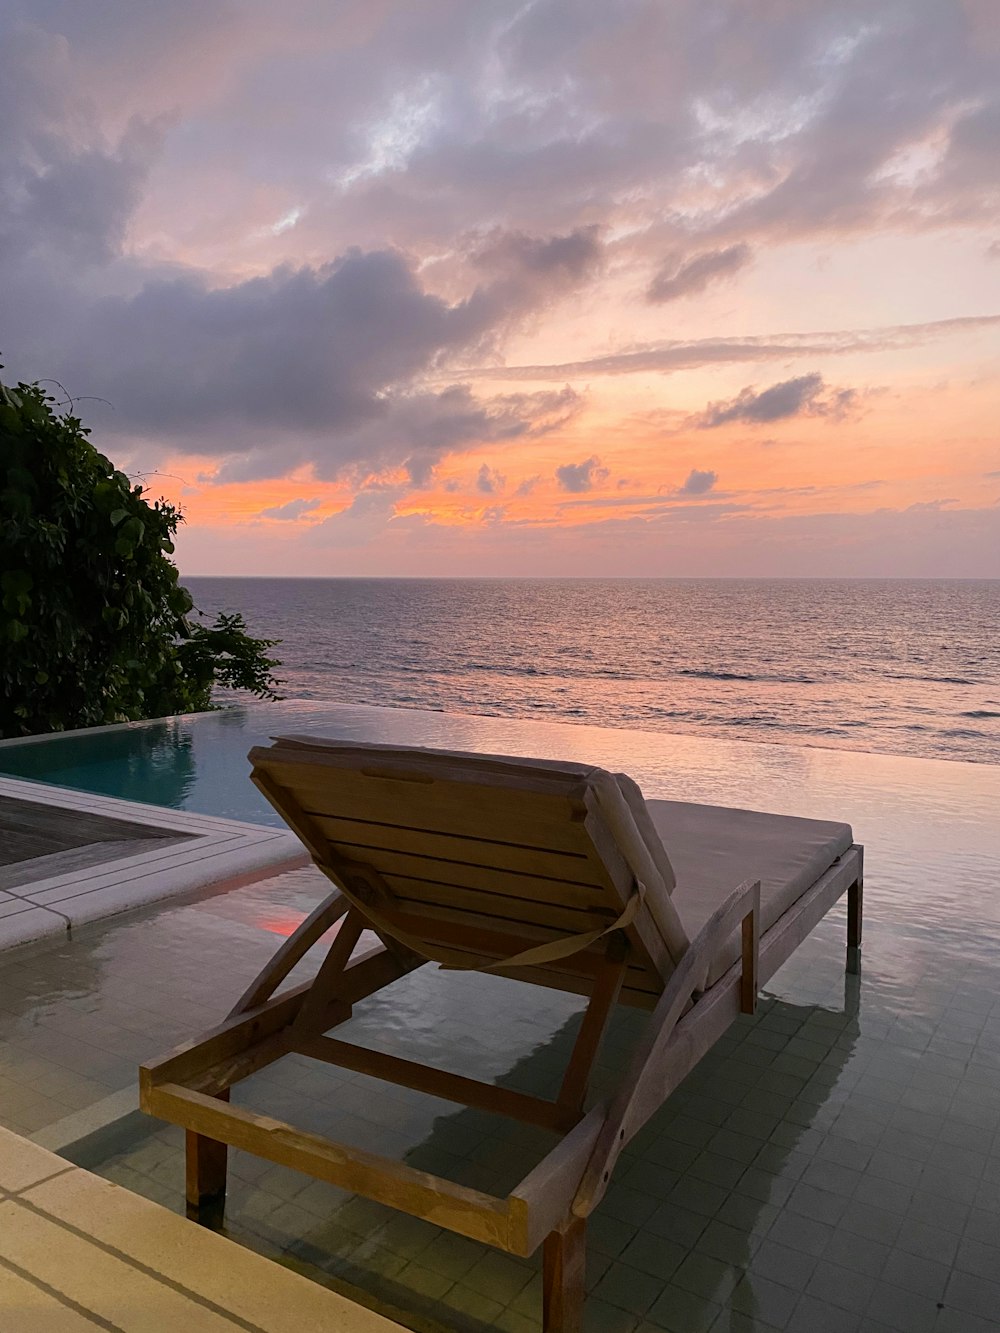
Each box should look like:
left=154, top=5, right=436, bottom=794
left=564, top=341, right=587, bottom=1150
left=0, top=1125, right=405, bottom=1331
left=0, top=775, right=306, bottom=951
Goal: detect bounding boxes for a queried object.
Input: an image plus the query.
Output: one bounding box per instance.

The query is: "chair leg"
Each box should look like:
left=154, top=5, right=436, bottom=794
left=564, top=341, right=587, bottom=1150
left=847, top=878, right=863, bottom=975
left=185, top=1089, right=229, bottom=1228
left=543, top=1217, right=586, bottom=1333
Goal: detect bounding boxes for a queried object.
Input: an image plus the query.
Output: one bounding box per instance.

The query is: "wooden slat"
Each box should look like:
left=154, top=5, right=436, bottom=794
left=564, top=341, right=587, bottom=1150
left=258, top=742, right=594, bottom=797
left=309, top=814, right=596, bottom=880
left=387, top=879, right=614, bottom=932
left=147, top=1083, right=513, bottom=1250
left=386, top=907, right=661, bottom=988
left=329, top=844, right=606, bottom=907
left=256, top=760, right=587, bottom=852
left=292, top=1034, right=574, bottom=1132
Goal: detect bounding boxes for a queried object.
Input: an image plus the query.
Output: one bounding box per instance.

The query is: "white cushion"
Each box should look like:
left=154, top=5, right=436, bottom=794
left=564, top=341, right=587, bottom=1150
left=645, top=799, right=854, bottom=985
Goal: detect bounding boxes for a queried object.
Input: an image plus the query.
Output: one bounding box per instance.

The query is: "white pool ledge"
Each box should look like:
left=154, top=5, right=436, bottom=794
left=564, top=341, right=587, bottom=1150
left=0, top=776, right=305, bottom=951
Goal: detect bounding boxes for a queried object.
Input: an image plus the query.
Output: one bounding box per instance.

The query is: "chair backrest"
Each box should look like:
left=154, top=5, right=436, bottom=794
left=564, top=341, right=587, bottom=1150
left=248, top=737, right=691, bottom=1008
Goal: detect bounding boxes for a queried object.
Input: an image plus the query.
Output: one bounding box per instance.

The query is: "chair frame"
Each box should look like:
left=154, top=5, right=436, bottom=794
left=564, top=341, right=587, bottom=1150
left=141, top=838, right=862, bottom=1333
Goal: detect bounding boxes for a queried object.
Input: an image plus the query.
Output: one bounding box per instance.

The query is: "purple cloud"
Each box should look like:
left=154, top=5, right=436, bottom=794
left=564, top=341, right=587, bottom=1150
left=476, top=463, right=506, bottom=494
left=678, top=468, right=718, bottom=495
left=647, top=244, right=752, bottom=303
left=556, top=456, right=608, bottom=493
left=693, top=374, right=857, bottom=428
left=259, top=497, right=322, bottom=520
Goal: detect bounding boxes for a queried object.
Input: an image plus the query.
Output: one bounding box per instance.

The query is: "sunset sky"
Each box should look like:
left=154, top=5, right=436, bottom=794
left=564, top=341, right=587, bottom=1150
left=3, top=1, right=999, bottom=576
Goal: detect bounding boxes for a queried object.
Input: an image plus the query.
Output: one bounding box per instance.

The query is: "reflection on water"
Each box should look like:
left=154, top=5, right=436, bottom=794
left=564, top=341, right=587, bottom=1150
left=0, top=693, right=996, bottom=1327
left=119, top=952, right=864, bottom=1333
left=0, top=719, right=199, bottom=811
left=183, top=577, right=1000, bottom=764
left=3, top=700, right=997, bottom=944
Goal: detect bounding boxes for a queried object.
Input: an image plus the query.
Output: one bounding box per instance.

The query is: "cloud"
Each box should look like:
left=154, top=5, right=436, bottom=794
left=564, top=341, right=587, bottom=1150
left=8, top=228, right=588, bottom=483
left=678, top=468, right=718, bottom=495
left=467, top=314, right=1000, bottom=381
left=693, top=373, right=857, bottom=428
left=51, top=247, right=572, bottom=438
left=556, top=456, right=608, bottom=493
left=475, top=227, right=603, bottom=283
left=647, top=244, right=752, bottom=303
left=1, top=0, right=997, bottom=572
left=514, top=475, right=541, bottom=496
left=179, top=497, right=1000, bottom=579
left=259, top=497, right=322, bottom=520
left=0, top=22, right=602, bottom=483
left=307, top=485, right=405, bottom=547
left=476, top=463, right=505, bottom=494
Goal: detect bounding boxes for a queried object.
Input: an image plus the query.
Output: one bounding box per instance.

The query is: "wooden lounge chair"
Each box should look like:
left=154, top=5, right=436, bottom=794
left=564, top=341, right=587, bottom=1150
left=140, top=737, right=863, bottom=1333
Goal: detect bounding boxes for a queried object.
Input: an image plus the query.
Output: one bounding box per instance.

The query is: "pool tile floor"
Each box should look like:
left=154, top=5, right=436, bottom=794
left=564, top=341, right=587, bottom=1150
left=0, top=858, right=998, bottom=1333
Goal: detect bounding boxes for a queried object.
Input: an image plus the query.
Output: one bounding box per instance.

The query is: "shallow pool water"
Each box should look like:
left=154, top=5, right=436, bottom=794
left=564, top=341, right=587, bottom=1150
left=2, top=704, right=999, bottom=1330
left=2, top=700, right=999, bottom=945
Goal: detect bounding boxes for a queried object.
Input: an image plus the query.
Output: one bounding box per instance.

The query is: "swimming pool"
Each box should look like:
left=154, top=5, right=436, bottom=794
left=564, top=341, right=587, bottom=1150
left=2, top=699, right=999, bottom=949
left=5, top=701, right=1000, bottom=1331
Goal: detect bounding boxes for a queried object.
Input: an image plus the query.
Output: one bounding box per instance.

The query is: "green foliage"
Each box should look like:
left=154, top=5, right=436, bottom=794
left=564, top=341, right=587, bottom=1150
left=0, top=369, right=281, bottom=737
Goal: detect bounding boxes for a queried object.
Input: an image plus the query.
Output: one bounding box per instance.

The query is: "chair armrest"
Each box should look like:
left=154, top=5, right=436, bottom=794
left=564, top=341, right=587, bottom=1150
left=573, top=878, right=760, bottom=1218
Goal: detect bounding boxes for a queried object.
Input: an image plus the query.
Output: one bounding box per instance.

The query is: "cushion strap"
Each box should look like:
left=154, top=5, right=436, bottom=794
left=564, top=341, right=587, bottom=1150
left=318, top=864, right=645, bottom=973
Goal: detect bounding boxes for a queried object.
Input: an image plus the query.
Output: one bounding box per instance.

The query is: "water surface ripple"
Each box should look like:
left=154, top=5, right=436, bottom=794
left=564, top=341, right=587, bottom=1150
left=186, top=578, right=1000, bottom=764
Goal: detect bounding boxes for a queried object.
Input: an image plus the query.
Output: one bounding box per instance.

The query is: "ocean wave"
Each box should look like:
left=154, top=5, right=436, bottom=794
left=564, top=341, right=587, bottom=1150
left=885, top=673, right=977, bottom=686
left=677, top=668, right=816, bottom=684
left=194, top=576, right=1000, bottom=766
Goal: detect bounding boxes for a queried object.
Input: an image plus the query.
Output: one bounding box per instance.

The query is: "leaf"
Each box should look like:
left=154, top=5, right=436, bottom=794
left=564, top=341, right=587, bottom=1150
left=110, top=508, right=129, bottom=527
left=1, top=569, right=32, bottom=595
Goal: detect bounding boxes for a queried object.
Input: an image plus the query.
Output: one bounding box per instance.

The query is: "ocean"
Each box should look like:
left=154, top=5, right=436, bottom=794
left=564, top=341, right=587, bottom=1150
left=183, top=578, right=1000, bottom=766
